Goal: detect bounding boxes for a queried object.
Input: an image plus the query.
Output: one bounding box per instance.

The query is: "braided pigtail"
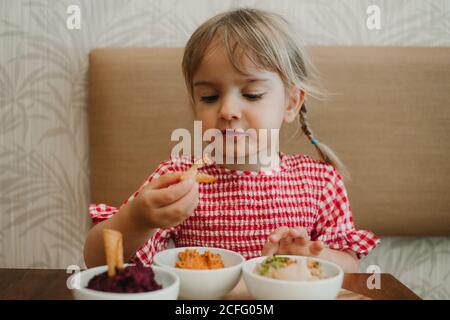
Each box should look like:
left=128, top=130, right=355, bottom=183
left=299, top=104, right=349, bottom=179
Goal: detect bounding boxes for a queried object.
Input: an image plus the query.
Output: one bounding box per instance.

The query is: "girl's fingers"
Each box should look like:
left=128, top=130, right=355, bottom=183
left=265, top=227, right=320, bottom=257
left=264, top=226, right=292, bottom=256
left=185, top=192, right=200, bottom=215
left=148, top=172, right=184, bottom=189
left=289, top=227, right=310, bottom=240
left=293, top=236, right=308, bottom=246
left=162, top=181, right=199, bottom=219
left=285, top=227, right=309, bottom=246
left=268, top=226, right=291, bottom=242
left=149, top=178, right=196, bottom=207
left=279, top=236, right=294, bottom=253
left=262, top=239, right=279, bottom=257
left=310, top=241, right=325, bottom=256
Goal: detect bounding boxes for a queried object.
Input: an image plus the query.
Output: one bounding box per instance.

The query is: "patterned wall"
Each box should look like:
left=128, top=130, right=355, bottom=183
left=0, top=0, right=449, bottom=299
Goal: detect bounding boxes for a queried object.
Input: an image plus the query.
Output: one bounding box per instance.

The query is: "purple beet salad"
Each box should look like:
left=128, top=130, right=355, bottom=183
left=87, top=265, right=162, bottom=293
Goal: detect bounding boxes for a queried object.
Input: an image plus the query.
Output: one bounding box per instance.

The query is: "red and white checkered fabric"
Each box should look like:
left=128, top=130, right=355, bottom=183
left=89, top=152, right=380, bottom=265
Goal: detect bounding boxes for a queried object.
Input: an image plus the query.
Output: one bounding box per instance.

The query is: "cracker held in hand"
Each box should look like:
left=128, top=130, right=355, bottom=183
left=180, top=154, right=217, bottom=183
left=103, top=228, right=125, bottom=277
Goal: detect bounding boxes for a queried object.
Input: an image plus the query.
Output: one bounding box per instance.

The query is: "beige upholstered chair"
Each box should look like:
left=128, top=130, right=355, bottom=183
left=88, top=47, right=450, bottom=237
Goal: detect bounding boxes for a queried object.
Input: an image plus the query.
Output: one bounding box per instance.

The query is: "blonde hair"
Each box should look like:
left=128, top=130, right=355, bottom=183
left=182, top=8, right=348, bottom=177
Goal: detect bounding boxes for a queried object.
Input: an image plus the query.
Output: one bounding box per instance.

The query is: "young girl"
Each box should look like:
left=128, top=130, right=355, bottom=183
left=84, top=8, right=379, bottom=273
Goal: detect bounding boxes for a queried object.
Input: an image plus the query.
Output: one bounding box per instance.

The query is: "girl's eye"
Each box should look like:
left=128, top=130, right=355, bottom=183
left=243, top=93, right=264, bottom=101
left=200, top=95, right=219, bottom=103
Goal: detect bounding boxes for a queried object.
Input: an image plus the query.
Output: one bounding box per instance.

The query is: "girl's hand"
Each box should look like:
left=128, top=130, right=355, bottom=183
left=262, top=227, right=326, bottom=257
left=130, top=172, right=199, bottom=229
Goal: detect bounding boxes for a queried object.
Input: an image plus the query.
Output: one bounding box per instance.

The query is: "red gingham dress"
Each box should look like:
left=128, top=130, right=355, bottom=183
left=89, top=152, right=380, bottom=265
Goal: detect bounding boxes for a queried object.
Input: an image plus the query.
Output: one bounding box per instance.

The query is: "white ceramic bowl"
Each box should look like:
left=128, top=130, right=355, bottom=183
left=70, top=264, right=180, bottom=300
left=243, top=256, right=344, bottom=300
left=153, top=247, right=245, bottom=299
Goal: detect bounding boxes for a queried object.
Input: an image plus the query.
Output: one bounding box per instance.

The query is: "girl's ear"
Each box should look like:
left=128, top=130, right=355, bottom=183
left=283, top=86, right=305, bottom=123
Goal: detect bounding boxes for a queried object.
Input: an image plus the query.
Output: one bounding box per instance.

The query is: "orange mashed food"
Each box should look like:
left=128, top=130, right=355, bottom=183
left=175, top=249, right=225, bottom=270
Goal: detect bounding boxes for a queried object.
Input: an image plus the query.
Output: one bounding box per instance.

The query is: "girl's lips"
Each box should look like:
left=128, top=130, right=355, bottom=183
left=221, top=129, right=248, bottom=136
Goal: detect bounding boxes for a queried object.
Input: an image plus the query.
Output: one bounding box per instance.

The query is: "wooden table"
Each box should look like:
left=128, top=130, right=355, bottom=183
left=0, top=269, right=421, bottom=300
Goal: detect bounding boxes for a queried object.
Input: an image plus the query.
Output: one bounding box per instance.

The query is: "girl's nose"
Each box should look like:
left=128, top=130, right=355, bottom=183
left=219, top=96, right=241, bottom=121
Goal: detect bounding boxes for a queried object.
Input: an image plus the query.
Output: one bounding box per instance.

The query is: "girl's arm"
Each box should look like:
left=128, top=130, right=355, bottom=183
left=312, top=167, right=379, bottom=270
left=84, top=199, right=157, bottom=268
left=84, top=172, right=198, bottom=268
left=317, top=248, right=359, bottom=273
